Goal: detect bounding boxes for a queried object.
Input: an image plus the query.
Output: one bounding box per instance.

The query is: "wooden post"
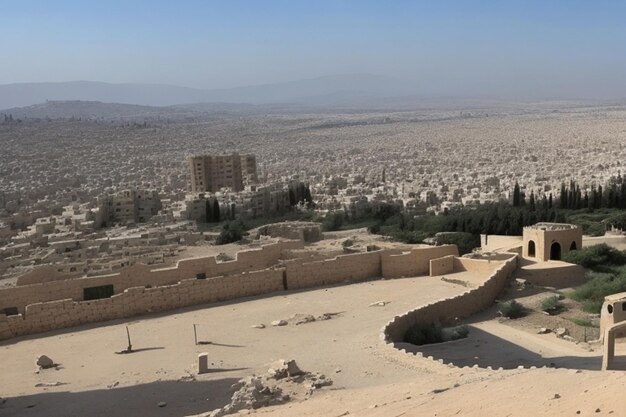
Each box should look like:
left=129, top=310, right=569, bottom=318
left=126, top=326, right=132, bottom=352
left=193, top=324, right=198, bottom=345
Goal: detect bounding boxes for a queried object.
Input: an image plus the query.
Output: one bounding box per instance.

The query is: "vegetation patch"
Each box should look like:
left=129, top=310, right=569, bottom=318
left=540, top=295, right=563, bottom=315
left=404, top=321, right=469, bottom=345
left=497, top=300, right=525, bottom=319
left=563, top=244, right=626, bottom=313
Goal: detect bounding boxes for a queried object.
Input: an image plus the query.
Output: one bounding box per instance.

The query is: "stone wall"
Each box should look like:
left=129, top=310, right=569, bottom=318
left=0, top=268, right=283, bottom=340
left=0, top=240, right=303, bottom=315
left=285, top=251, right=383, bottom=290
left=383, top=254, right=518, bottom=344
left=429, top=255, right=454, bottom=276
left=0, top=241, right=461, bottom=341
left=381, top=245, right=459, bottom=279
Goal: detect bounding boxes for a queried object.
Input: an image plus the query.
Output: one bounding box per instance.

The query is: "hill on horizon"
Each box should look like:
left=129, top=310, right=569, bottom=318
left=0, top=74, right=410, bottom=110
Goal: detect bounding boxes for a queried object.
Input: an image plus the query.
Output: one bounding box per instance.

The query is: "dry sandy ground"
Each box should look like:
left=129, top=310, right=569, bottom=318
left=2, top=266, right=625, bottom=417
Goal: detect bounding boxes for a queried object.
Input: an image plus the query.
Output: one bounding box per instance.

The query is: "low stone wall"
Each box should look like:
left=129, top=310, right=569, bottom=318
left=285, top=250, right=383, bottom=290
left=515, top=262, right=586, bottom=289
left=0, top=241, right=461, bottom=341
left=0, top=240, right=303, bottom=314
left=383, top=254, right=518, bottom=344
left=0, top=268, right=283, bottom=340
left=381, top=245, right=459, bottom=279
left=429, top=255, right=454, bottom=276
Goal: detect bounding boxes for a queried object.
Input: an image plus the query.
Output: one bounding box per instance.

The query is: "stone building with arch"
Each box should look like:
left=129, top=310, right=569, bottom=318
left=522, top=223, right=582, bottom=261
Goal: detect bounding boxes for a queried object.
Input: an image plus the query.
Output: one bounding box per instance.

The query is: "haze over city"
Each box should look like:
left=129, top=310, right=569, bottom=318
left=2, top=0, right=626, bottom=100
left=4, top=2, right=626, bottom=417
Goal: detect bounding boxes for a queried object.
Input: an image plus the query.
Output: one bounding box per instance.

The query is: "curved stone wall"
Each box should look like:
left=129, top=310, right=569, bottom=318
left=382, top=254, right=518, bottom=346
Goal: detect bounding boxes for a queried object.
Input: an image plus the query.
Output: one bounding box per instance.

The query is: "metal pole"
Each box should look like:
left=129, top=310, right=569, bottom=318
left=193, top=324, right=198, bottom=345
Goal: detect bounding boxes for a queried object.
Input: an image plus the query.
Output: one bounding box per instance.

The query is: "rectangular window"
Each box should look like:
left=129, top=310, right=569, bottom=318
left=83, top=284, right=114, bottom=301
left=3, top=307, right=18, bottom=316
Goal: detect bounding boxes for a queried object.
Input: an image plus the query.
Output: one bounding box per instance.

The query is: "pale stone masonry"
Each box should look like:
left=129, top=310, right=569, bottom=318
left=188, top=153, right=257, bottom=193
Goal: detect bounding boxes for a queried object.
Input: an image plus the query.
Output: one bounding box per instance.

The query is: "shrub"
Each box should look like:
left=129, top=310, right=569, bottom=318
left=404, top=322, right=469, bottom=345
left=342, top=238, right=354, bottom=248
left=562, top=244, right=626, bottom=271
left=435, top=232, right=481, bottom=255
left=541, top=295, right=562, bottom=314
left=497, top=300, right=525, bottom=319
left=404, top=321, right=443, bottom=345
left=216, top=220, right=247, bottom=245
left=570, top=269, right=626, bottom=313
left=322, top=212, right=344, bottom=231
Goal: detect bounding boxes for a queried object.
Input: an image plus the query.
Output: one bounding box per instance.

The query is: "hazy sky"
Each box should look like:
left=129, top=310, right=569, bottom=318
left=2, top=0, right=626, bottom=98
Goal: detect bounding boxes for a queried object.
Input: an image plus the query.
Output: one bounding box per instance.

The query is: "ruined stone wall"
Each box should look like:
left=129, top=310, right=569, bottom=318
left=429, top=255, right=454, bottom=276
left=383, top=254, right=518, bottom=344
left=0, top=268, right=283, bottom=340
left=381, top=245, right=459, bottom=279
left=285, top=251, right=383, bottom=290
left=0, top=241, right=461, bottom=341
left=0, top=240, right=303, bottom=314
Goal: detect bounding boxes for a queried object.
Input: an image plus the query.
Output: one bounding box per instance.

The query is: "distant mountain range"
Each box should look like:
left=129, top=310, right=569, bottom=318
left=0, top=74, right=411, bottom=110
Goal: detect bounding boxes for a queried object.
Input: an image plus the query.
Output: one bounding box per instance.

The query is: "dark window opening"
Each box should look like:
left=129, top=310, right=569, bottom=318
left=83, top=284, right=114, bottom=301
left=196, top=272, right=206, bottom=280
left=570, top=241, right=577, bottom=251
left=622, top=302, right=626, bottom=311
left=608, top=304, right=614, bottom=314
left=3, top=307, right=19, bottom=316
left=528, top=240, right=536, bottom=257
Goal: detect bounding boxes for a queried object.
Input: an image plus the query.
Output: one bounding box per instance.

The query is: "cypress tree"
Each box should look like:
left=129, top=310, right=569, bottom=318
left=513, top=182, right=521, bottom=207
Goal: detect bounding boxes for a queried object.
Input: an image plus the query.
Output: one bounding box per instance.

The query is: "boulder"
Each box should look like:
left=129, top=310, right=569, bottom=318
left=36, top=355, right=55, bottom=369
left=271, top=320, right=287, bottom=327
left=268, top=359, right=303, bottom=379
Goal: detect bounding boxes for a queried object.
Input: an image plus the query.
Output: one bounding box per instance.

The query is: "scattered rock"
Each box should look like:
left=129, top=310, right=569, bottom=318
left=369, top=301, right=390, bottom=307
left=555, top=328, right=568, bottom=338
left=431, top=388, right=450, bottom=394
left=538, top=328, right=551, bottom=334
left=553, top=393, right=561, bottom=399
left=157, top=401, right=167, bottom=408
left=251, top=324, right=266, bottom=329
left=34, top=382, right=66, bottom=387
left=292, top=314, right=316, bottom=325
left=563, top=335, right=576, bottom=342
left=271, top=320, right=288, bottom=327
left=209, top=376, right=289, bottom=417
left=268, top=359, right=303, bottom=379
left=107, top=381, right=120, bottom=388
left=36, top=355, right=55, bottom=369
left=308, top=373, right=332, bottom=389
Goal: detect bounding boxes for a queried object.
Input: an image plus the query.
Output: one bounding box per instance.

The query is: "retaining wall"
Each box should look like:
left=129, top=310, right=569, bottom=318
left=381, top=245, right=458, bottom=278
left=0, top=241, right=461, bottom=341
left=383, top=254, right=518, bottom=344
left=0, top=268, right=283, bottom=340
left=0, top=240, right=303, bottom=314
left=285, top=250, right=383, bottom=290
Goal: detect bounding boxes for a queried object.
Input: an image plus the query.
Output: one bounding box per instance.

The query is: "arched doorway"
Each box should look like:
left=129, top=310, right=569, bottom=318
left=570, top=241, right=577, bottom=251
left=550, top=242, right=561, bottom=260
left=528, top=240, right=536, bottom=257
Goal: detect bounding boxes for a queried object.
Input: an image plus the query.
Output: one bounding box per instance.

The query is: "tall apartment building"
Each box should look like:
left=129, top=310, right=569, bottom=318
left=97, top=189, right=162, bottom=226
left=188, top=153, right=257, bottom=193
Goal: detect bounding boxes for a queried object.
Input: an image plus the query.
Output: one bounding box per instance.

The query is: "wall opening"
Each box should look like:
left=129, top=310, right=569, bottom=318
left=570, top=241, right=577, bottom=251
left=196, top=272, right=206, bottom=280
left=3, top=307, right=18, bottom=316
left=528, top=240, right=536, bottom=257
left=550, top=242, right=561, bottom=260
left=83, top=284, right=114, bottom=301
left=282, top=270, right=288, bottom=290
